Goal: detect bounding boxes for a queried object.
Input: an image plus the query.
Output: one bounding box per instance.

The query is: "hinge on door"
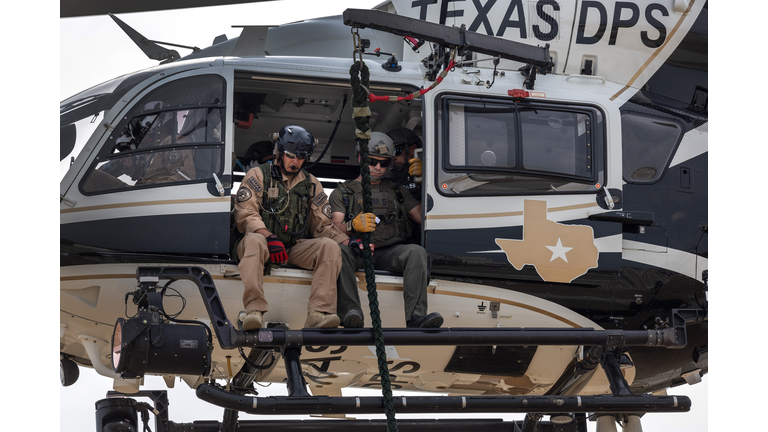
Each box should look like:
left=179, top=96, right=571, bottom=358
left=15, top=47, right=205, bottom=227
left=61, top=195, right=77, bottom=207
left=602, top=186, right=615, bottom=210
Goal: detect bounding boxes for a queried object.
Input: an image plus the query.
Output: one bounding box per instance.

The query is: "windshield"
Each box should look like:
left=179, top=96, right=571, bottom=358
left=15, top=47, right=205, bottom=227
left=60, top=71, right=156, bottom=180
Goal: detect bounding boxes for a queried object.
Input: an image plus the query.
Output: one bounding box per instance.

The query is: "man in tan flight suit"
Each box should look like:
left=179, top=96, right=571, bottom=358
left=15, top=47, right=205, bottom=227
left=234, top=125, right=349, bottom=330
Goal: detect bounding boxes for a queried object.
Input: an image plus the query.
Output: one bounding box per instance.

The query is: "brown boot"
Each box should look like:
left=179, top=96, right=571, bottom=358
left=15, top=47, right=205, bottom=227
left=242, top=311, right=263, bottom=331
left=304, top=311, right=340, bottom=328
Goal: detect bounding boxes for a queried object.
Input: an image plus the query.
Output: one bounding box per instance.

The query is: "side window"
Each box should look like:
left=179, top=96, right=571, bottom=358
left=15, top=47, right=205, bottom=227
left=80, top=75, right=225, bottom=194
left=520, top=109, right=593, bottom=178
left=448, top=102, right=516, bottom=169
left=621, top=113, right=683, bottom=183
left=438, top=96, right=603, bottom=196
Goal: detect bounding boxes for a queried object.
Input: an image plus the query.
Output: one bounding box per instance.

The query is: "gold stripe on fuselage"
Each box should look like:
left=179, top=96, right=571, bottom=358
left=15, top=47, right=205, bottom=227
left=425, top=202, right=599, bottom=221
left=610, top=0, right=697, bottom=101
left=60, top=197, right=226, bottom=214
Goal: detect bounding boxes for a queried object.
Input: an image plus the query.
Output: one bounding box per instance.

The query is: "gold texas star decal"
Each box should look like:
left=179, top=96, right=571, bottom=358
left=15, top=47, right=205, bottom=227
left=495, top=200, right=599, bottom=283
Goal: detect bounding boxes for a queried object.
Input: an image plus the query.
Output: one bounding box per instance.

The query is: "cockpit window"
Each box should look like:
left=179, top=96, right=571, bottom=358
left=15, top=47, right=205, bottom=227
left=438, top=96, right=604, bottom=196
left=80, top=75, right=225, bottom=194
left=60, top=71, right=156, bottom=180
left=621, top=113, right=683, bottom=183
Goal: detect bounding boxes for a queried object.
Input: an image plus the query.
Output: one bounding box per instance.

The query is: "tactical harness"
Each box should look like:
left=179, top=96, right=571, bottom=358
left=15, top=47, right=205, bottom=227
left=257, top=161, right=315, bottom=250
left=230, top=161, right=315, bottom=265
left=337, top=179, right=412, bottom=248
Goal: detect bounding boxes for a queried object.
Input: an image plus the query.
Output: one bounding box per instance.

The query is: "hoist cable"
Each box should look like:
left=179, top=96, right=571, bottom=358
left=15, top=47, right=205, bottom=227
left=349, top=56, right=398, bottom=432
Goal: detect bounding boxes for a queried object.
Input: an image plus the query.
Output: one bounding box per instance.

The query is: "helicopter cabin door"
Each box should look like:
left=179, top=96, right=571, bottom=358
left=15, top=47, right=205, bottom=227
left=421, top=90, right=623, bottom=288
left=60, top=69, right=234, bottom=260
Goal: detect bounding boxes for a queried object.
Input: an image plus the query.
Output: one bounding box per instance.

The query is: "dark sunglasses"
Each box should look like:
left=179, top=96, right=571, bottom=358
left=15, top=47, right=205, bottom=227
left=394, top=147, right=405, bottom=156
left=370, top=158, right=392, bottom=168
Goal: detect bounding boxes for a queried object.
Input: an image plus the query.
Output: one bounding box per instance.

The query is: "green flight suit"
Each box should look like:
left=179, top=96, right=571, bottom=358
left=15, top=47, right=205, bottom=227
left=329, top=179, right=428, bottom=323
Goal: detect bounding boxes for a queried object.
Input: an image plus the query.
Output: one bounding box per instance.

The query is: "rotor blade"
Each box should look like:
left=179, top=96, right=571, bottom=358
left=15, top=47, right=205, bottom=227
left=61, top=0, right=278, bottom=18
left=108, top=13, right=180, bottom=63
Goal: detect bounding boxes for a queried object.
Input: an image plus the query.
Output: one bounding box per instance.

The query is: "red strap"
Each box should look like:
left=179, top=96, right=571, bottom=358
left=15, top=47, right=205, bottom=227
left=236, top=113, right=254, bottom=129
left=367, top=58, right=455, bottom=103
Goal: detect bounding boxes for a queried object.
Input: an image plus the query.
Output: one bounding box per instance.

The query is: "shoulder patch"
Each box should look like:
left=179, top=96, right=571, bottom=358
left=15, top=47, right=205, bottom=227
left=247, top=176, right=263, bottom=193
left=312, top=191, right=328, bottom=207
left=236, top=186, right=252, bottom=203
left=322, top=202, right=332, bottom=219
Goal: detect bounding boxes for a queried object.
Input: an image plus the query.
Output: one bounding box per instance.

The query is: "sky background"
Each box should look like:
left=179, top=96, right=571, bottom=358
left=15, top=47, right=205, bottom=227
left=42, top=0, right=744, bottom=430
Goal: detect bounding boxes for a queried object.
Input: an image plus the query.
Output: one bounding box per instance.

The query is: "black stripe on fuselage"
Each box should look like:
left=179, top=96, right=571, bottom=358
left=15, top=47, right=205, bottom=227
left=61, top=212, right=231, bottom=259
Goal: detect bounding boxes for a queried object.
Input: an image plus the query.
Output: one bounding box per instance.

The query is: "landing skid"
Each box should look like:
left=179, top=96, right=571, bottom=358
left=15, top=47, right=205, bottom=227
left=96, top=391, right=592, bottom=432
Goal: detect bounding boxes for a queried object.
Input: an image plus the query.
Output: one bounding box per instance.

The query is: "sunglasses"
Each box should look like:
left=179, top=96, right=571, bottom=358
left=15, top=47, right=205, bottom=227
left=394, top=147, right=405, bottom=156
left=369, top=158, right=392, bottom=168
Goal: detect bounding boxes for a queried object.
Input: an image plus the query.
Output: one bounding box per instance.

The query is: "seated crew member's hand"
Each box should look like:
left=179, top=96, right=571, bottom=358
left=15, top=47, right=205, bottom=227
left=408, top=158, right=422, bottom=176
left=348, top=240, right=375, bottom=257
left=352, top=212, right=377, bottom=233
left=265, top=235, right=288, bottom=264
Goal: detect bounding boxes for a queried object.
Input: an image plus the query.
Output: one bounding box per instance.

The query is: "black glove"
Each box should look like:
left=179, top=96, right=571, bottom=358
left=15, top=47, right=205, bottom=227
left=349, top=239, right=366, bottom=257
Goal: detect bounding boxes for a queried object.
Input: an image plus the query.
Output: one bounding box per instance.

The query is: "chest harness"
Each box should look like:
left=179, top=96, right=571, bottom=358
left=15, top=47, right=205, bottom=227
left=257, top=161, right=315, bottom=250
left=337, top=179, right=412, bottom=249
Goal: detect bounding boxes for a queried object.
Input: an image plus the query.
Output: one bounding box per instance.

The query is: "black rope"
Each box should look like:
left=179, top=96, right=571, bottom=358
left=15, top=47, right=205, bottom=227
left=350, top=58, right=398, bottom=432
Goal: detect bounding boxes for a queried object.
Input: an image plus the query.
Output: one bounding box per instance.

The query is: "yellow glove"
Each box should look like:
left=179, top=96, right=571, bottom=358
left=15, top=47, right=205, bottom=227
left=408, top=158, right=422, bottom=176
left=351, top=212, right=377, bottom=233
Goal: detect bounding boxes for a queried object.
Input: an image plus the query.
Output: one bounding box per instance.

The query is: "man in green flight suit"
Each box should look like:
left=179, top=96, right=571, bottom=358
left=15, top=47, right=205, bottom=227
left=329, top=132, right=443, bottom=328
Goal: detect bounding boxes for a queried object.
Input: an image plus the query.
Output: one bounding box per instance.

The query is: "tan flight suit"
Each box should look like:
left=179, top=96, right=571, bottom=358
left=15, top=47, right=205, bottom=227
left=82, top=136, right=196, bottom=192
left=139, top=136, right=196, bottom=184
left=139, top=149, right=195, bottom=184
left=234, top=163, right=349, bottom=314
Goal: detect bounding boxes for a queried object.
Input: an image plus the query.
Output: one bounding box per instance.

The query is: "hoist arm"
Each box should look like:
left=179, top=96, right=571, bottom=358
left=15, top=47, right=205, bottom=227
left=342, top=8, right=553, bottom=69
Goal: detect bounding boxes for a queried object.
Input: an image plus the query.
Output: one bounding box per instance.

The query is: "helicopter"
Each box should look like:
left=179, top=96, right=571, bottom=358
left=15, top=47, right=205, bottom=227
left=59, top=1, right=708, bottom=431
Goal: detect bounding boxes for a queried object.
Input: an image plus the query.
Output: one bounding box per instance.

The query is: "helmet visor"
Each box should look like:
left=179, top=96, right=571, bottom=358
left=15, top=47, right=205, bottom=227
left=283, top=141, right=313, bottom=159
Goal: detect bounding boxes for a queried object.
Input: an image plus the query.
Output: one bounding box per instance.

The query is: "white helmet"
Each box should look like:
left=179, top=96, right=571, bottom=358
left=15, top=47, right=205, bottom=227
left=357, top=131, right=396, bottom=158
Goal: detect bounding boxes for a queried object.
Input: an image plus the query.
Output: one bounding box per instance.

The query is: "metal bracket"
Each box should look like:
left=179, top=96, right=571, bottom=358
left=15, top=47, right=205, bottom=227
left=136, top=267, right=235, bottom=349
left=489, top=301, right=500, bottom=319
left=605, top=330, right=626, bottom=348
left=669, top=309, right=707, bottom=349
left=105, top=390, right=170, bottom=432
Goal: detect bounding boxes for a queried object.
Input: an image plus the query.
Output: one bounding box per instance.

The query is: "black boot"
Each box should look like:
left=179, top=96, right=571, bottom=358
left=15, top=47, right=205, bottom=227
left=406, top=312, right=443, bottom=328
left=342, top=310, right=364, bottom=328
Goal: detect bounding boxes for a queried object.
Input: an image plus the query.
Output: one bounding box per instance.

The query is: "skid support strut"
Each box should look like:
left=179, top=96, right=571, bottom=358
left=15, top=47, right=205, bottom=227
left=282, top=346, right=310, bottom=397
